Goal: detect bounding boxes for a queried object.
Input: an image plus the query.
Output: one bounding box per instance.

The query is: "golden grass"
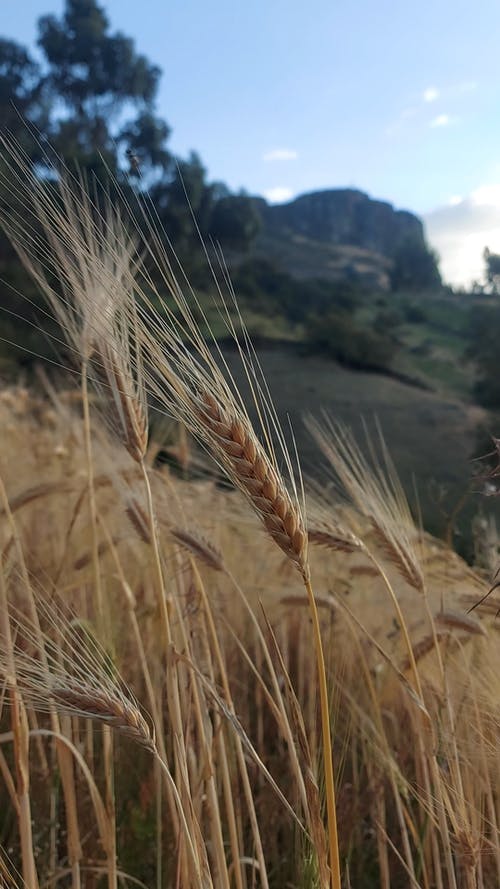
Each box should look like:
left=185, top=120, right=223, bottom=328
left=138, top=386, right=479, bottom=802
left=0, top=142, right=500, bottom=888
left=0, top=384, right=498, bottom=888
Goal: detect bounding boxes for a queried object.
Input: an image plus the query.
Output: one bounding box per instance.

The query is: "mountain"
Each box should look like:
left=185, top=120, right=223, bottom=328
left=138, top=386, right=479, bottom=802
left=248, top=189, right=429, bottom=291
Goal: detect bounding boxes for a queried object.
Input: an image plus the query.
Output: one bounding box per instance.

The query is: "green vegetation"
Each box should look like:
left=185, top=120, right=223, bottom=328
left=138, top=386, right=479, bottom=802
left=465, top=301, right=500, bottom=407
left=483, top=246, right=500, bottom=293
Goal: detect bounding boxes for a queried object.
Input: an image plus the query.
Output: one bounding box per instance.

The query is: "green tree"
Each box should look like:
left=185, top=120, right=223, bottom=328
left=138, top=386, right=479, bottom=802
left=466, top=303, right=500, bottom=406
left=0, top=0, right=173, bottom=370
left=208, top=194, right=261, bottom=250
left=390, top=236, right=442, bottom=292
left=37, top=0, right=170, bottom=175
left=0, top=39, right=50, bottom=154
left=151, top=152, right=213, bottom=248
left=0, top=41, right=54, bottom=369
left=483, top=247, right=500, bottom=294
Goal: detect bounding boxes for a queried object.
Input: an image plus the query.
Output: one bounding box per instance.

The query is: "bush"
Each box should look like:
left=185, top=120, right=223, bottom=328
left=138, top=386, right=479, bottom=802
left=208, top=195, right=261, bottom=250
left=411, top=341, right=432, bottom=357
left=304, top=311, right=396, bottom=371
left=403, top=302, right=428, bottom=324
left=373, top=308, right=402, bottom=335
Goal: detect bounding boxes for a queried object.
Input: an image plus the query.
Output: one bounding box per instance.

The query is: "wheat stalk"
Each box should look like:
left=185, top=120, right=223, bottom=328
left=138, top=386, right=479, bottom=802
left=0, top=602, right=212, bottom=888
left=0, top=603, right=153, bottom=746
left=125, top=495, right=225, bottom=571
left=400, top=631, right=450, bottom=672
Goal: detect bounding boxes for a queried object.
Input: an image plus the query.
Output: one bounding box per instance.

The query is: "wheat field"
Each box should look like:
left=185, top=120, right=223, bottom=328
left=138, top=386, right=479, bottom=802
left=0, top=140, right=499, bottom=889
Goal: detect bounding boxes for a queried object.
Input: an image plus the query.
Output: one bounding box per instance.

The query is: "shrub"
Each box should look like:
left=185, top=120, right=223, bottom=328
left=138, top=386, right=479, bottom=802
left=304, top=311, right=396, bottom=371
left=373, top=308, right=402, bottom=335
left=403, top=302, right=428, bottom=324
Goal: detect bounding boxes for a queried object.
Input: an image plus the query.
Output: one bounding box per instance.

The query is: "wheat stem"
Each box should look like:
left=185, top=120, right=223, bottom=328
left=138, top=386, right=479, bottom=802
left=0, top=570, right=39, bottom=889
left=80, top=362, right=116, bottom=889
left=304, top=577, right=341, bottom=889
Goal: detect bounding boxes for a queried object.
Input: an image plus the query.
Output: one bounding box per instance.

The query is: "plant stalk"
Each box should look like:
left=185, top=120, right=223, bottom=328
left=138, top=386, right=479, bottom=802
left=304, top=576, right=341, bottom=889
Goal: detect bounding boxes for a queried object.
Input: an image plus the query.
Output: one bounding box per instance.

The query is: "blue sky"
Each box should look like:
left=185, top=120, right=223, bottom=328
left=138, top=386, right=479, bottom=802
left=4, top=0, right=500, bottom=285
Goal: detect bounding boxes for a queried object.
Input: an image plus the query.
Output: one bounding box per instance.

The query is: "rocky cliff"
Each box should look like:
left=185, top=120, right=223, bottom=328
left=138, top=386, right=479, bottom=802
left=256, top=189, right=424, bottom=254
left=249, top=189, right=426, bottom=290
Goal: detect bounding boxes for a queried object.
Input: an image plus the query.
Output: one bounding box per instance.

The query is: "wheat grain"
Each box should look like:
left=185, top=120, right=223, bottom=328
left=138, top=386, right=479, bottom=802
left=308, top=522, right=360, bottom=553
left=125, top=499, right=152, bottom=544
left=435, top=610, right=487, bottom=636
left=195, top=390, right=307, bottom=573
left=51, top=683, right=154, bottom=750
left=170, top=527, right=224, bottom=572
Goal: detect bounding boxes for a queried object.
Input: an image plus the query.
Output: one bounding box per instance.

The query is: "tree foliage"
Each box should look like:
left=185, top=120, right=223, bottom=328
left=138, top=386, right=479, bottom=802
left=234, top=259, right=360, bottom=323
left=0, top=39, right=50, bottom=154
left=466, top=303, right=500, bottom=407
left=209, top=195, right=261, bottom=249
left=0, top=0, right=266, bottom=371
left=37, top=0, right=170, bottom=174
left=390, top=236, right=442, bottom=292
left=483, top=247, right=500, bottom=294
left=463, top=249, right=500, bottom=409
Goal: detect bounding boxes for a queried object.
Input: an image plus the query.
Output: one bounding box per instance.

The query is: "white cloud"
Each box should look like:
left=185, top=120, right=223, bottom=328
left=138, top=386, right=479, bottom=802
left=423, top=86, right=439, bottom=103
left=264, top=187, right=293, bottom=203
left=429, top=113, right=452, bottom=128
left=262, top=148, right=298, bottom=162
left=425, top=184, right=500, bottom=286
left=448, top=195, right=463, bottom=206
left=471, top=184, right=500, bottom=207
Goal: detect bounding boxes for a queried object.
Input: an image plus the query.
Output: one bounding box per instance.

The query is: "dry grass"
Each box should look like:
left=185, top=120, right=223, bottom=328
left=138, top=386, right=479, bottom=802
left=0, top=143, right=499, bottom=889
left=0, top=385, right=499, bottom=888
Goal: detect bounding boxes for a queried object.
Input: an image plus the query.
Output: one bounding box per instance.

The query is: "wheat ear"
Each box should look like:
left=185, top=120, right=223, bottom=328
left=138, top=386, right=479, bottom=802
left=50, top=684, right=155, bottom=750
left=196, top=391, right=307, bottom=573
left=435, top=610, right=487, bottom=636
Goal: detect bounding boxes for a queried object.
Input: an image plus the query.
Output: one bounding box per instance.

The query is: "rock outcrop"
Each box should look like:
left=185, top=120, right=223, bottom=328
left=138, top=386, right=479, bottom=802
left=256, top=189, right=424, bottom=255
